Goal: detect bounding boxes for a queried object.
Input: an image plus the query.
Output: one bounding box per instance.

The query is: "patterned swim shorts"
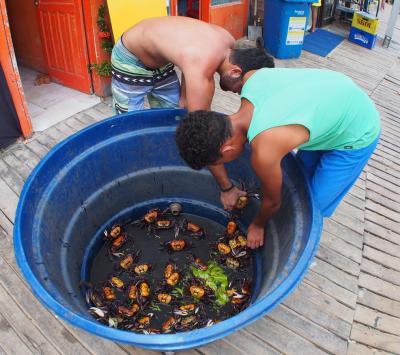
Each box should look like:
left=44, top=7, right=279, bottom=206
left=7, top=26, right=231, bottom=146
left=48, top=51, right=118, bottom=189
left=111, top=38, right=180, bottom=114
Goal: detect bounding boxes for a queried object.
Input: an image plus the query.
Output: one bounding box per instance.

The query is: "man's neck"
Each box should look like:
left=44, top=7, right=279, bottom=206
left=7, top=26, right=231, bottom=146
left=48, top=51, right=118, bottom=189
left=229, top=100, right=253, bottom=143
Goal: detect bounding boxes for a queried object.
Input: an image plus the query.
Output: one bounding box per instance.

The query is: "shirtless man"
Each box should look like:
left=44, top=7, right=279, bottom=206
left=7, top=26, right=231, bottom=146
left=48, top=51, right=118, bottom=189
left=111, top=16, right=274, bottom=114
left=175, top=68, right=380, bottom=249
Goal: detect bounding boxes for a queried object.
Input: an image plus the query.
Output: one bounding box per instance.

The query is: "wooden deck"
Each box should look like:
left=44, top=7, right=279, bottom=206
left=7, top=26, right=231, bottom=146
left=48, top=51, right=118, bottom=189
left=0, top=34, right=400, bottom=354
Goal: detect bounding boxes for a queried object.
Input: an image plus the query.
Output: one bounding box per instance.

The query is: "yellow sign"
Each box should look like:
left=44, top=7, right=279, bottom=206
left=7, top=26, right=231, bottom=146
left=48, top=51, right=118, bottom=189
left=107, top=0, right=167, bottom=40
left=352, top=11, right=379, bottom=35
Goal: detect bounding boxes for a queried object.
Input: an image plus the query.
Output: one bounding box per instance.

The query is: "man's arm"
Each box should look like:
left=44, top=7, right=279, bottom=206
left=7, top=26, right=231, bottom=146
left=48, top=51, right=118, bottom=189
left=184, top=73, right=215, bottom=111
left=247, top=125, right=308, bottom=248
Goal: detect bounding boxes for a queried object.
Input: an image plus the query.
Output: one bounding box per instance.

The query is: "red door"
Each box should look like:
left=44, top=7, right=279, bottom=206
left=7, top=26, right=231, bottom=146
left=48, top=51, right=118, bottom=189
left=202, top=0, right=249, bottom=39
left=36, top=0, right=92, bottom=93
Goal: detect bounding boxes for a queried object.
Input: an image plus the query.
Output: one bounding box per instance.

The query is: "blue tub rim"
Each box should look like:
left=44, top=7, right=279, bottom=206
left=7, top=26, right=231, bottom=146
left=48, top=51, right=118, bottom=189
left=14, top=109, right=323, bottom=351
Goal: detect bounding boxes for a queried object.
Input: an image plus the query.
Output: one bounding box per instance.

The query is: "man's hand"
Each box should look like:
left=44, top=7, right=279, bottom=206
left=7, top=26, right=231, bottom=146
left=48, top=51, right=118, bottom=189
left=220, top=187, right=247, bottom=210
left=247, top=222, right=265, bottom=249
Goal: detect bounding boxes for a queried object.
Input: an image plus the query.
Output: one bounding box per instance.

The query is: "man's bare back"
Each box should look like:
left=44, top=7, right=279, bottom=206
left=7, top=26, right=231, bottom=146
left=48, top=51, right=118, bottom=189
left=122, top=17, right=235, bottom=73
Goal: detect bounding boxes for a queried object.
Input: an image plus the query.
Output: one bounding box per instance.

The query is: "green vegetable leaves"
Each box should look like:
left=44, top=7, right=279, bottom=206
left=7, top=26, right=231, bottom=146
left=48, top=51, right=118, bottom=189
left=191, top=261, right=229, bottom=306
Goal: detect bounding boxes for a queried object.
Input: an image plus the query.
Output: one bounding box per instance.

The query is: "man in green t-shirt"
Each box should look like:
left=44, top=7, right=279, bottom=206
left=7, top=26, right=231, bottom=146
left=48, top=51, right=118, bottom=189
left=175, top=68, right=380, bottom=249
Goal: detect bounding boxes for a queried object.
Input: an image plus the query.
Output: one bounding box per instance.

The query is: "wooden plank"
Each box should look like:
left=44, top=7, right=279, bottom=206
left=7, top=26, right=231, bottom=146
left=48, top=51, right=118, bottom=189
left=323, top=219, right=363, bottom=249
left=0, top=234, right=129, bottom=355
left=34, top=132, right=59, bottom=150
left=363, top=245, right=400, bottom=272
left=358, top=288, right=400, bottom=319
left=303, top=270, right=357, bottom=309
left=343, top=192, right=365, bottom=210
left=364, top=220, right=400, bottom=247
left=24, top=139, right=50, bottom=159
left=74, top=112, right=100, bottom=127
left=0, top=311, right=33, bottom=355
left=366, top=188, right=400, bottom=215
left=0, top=159, right=24, bottom=195
left=282, top=283, right=352, bottom=338
left=310, top=258, right=359, bottom=294
left=354, top=304, right=400, bottom=336
left=11, top=145, right=40, bottom=171
left=56, top=122, right=76, bottom=137
left=366, top=199, right=399, bottom=224
left=320, top=230, right=363, bottom=264
left=316, top=245, right=360, bottom=277
left=267, top=305, right=348, bottom=354
left=63, top=116, right=87, bottom=133
left=367, top=172, right=400, bottom=197
left=348, top=342, right=393, bottom=355
left=367, top=165, right=400, bottom=188
left=2, top=153, right=31, bottom=181
left=348, top=184, right=365, bottom=201
left=45, top=126, right=69, bottom=144
left=0, top=283, right=61, bottom=354
left=197, top=329, right=280, bottom=355
left=331, top=206, right=364, bottom=235
left=0, top=255, right=91, bottom=354
left=365, top=209, right=400, bottom=238
left=359, top=273, right=400, bottom=302
left=361, top=258, right=400, bottom=287
left=364, top=233, right=400, bottom=260
left=0, top=178, right=19, bottom=221
left=350, top=322, right=400, bottom=354
left=0, top=209, right=13, bottom=237
left=245, top=317, right=326, bottom=355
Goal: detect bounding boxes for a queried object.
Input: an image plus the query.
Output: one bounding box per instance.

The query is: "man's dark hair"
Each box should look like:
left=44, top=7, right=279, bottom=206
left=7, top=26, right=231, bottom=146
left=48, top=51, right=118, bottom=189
left=175, top=110, right=231, bottom=170
left=229, top=47, right=275, bottom=73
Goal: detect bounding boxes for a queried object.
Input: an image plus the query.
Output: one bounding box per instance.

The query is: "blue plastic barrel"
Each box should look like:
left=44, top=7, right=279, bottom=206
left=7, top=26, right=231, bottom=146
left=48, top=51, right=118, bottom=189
left=264, top=0, right=314, bottom=58
left=14, top=109, right=322, bottom=351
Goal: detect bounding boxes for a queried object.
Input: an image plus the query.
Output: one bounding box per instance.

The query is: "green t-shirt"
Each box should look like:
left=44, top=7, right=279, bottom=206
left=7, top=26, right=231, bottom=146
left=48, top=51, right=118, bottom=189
left=242, top=68, right=380, bottom=150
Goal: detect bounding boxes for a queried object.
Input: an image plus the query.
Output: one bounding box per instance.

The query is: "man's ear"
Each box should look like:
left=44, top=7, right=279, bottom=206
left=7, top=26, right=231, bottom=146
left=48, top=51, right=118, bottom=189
left=230, top=66, right=242, bottom=78
left=221, top=144, right=235, bottom=153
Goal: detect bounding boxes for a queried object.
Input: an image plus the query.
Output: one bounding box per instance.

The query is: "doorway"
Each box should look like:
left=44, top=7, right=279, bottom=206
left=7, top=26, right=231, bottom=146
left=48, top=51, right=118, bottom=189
left=178, top=0, right=200, bottom=18
left=5, top=0, right=100, bottom=132
left=171, top=0, right=249, bottom=39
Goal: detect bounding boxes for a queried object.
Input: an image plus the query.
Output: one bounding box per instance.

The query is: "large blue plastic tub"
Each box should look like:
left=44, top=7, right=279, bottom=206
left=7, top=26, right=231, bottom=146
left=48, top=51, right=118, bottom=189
left=14, top=109, right=322, bottom=351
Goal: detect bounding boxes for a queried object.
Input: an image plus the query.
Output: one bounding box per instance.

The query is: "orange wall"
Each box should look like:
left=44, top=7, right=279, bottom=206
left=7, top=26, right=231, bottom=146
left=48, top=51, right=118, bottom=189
left=209, top=1, right=249, bottom=39
left=6, top=0, right=47, bottom=73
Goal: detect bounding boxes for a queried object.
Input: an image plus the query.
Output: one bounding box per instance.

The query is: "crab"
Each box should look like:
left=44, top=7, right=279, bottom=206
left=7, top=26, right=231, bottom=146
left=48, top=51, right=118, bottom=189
left=174, top=314, right=201, bottom=332
left=165, top=271, right=180, bottom=287
left=225, top=257, right=246, bottom=271
left=136, top=279, right=151, bottom=306
left=228, top=235, right=249, bottom=259
left=160, top=239, right=191, bottom=253
left=187, top=254, right=208, bottom=271
left=163, top=261, right=177, bottom=279
left=161, top=316, right=177, bottom=333
left=156, top=291, right=175, bottom=305
left=234, top=181, right=261, bottom=210
left=181, top=220, right=206, bottom=238
left=85, top=287, right=104, bottom=308
left=127, top=284, right=138, bottom=300
left=110, top=276, right=124, bottom=289
left=227, top=279, right=252, bottom=312
left=226, top=221, right=237, bottom=236
left=133, top=263, right=152, bottom=275
left=117, top=304, right=140, bottom=318
left=104, top=224, right=123, bottom=239
left=173, top=304, right=200, bottom=317
left=110, top=233, right=127, bottom=253
left=132, top=208, right=163, bottom=229
left=134, top=313, right=154, bottom=330
left=184, top=278, right=215, bottom=302
left=102, top=286, right=116, bottom=301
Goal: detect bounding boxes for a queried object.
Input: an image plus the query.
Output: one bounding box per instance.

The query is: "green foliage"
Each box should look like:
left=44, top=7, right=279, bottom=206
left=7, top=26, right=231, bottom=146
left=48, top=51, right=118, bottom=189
left=92, top=3, right=112, bottom=77
left=90, top=60, right=112, bottom=77
left=191, top=261, right=229, bottom=306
